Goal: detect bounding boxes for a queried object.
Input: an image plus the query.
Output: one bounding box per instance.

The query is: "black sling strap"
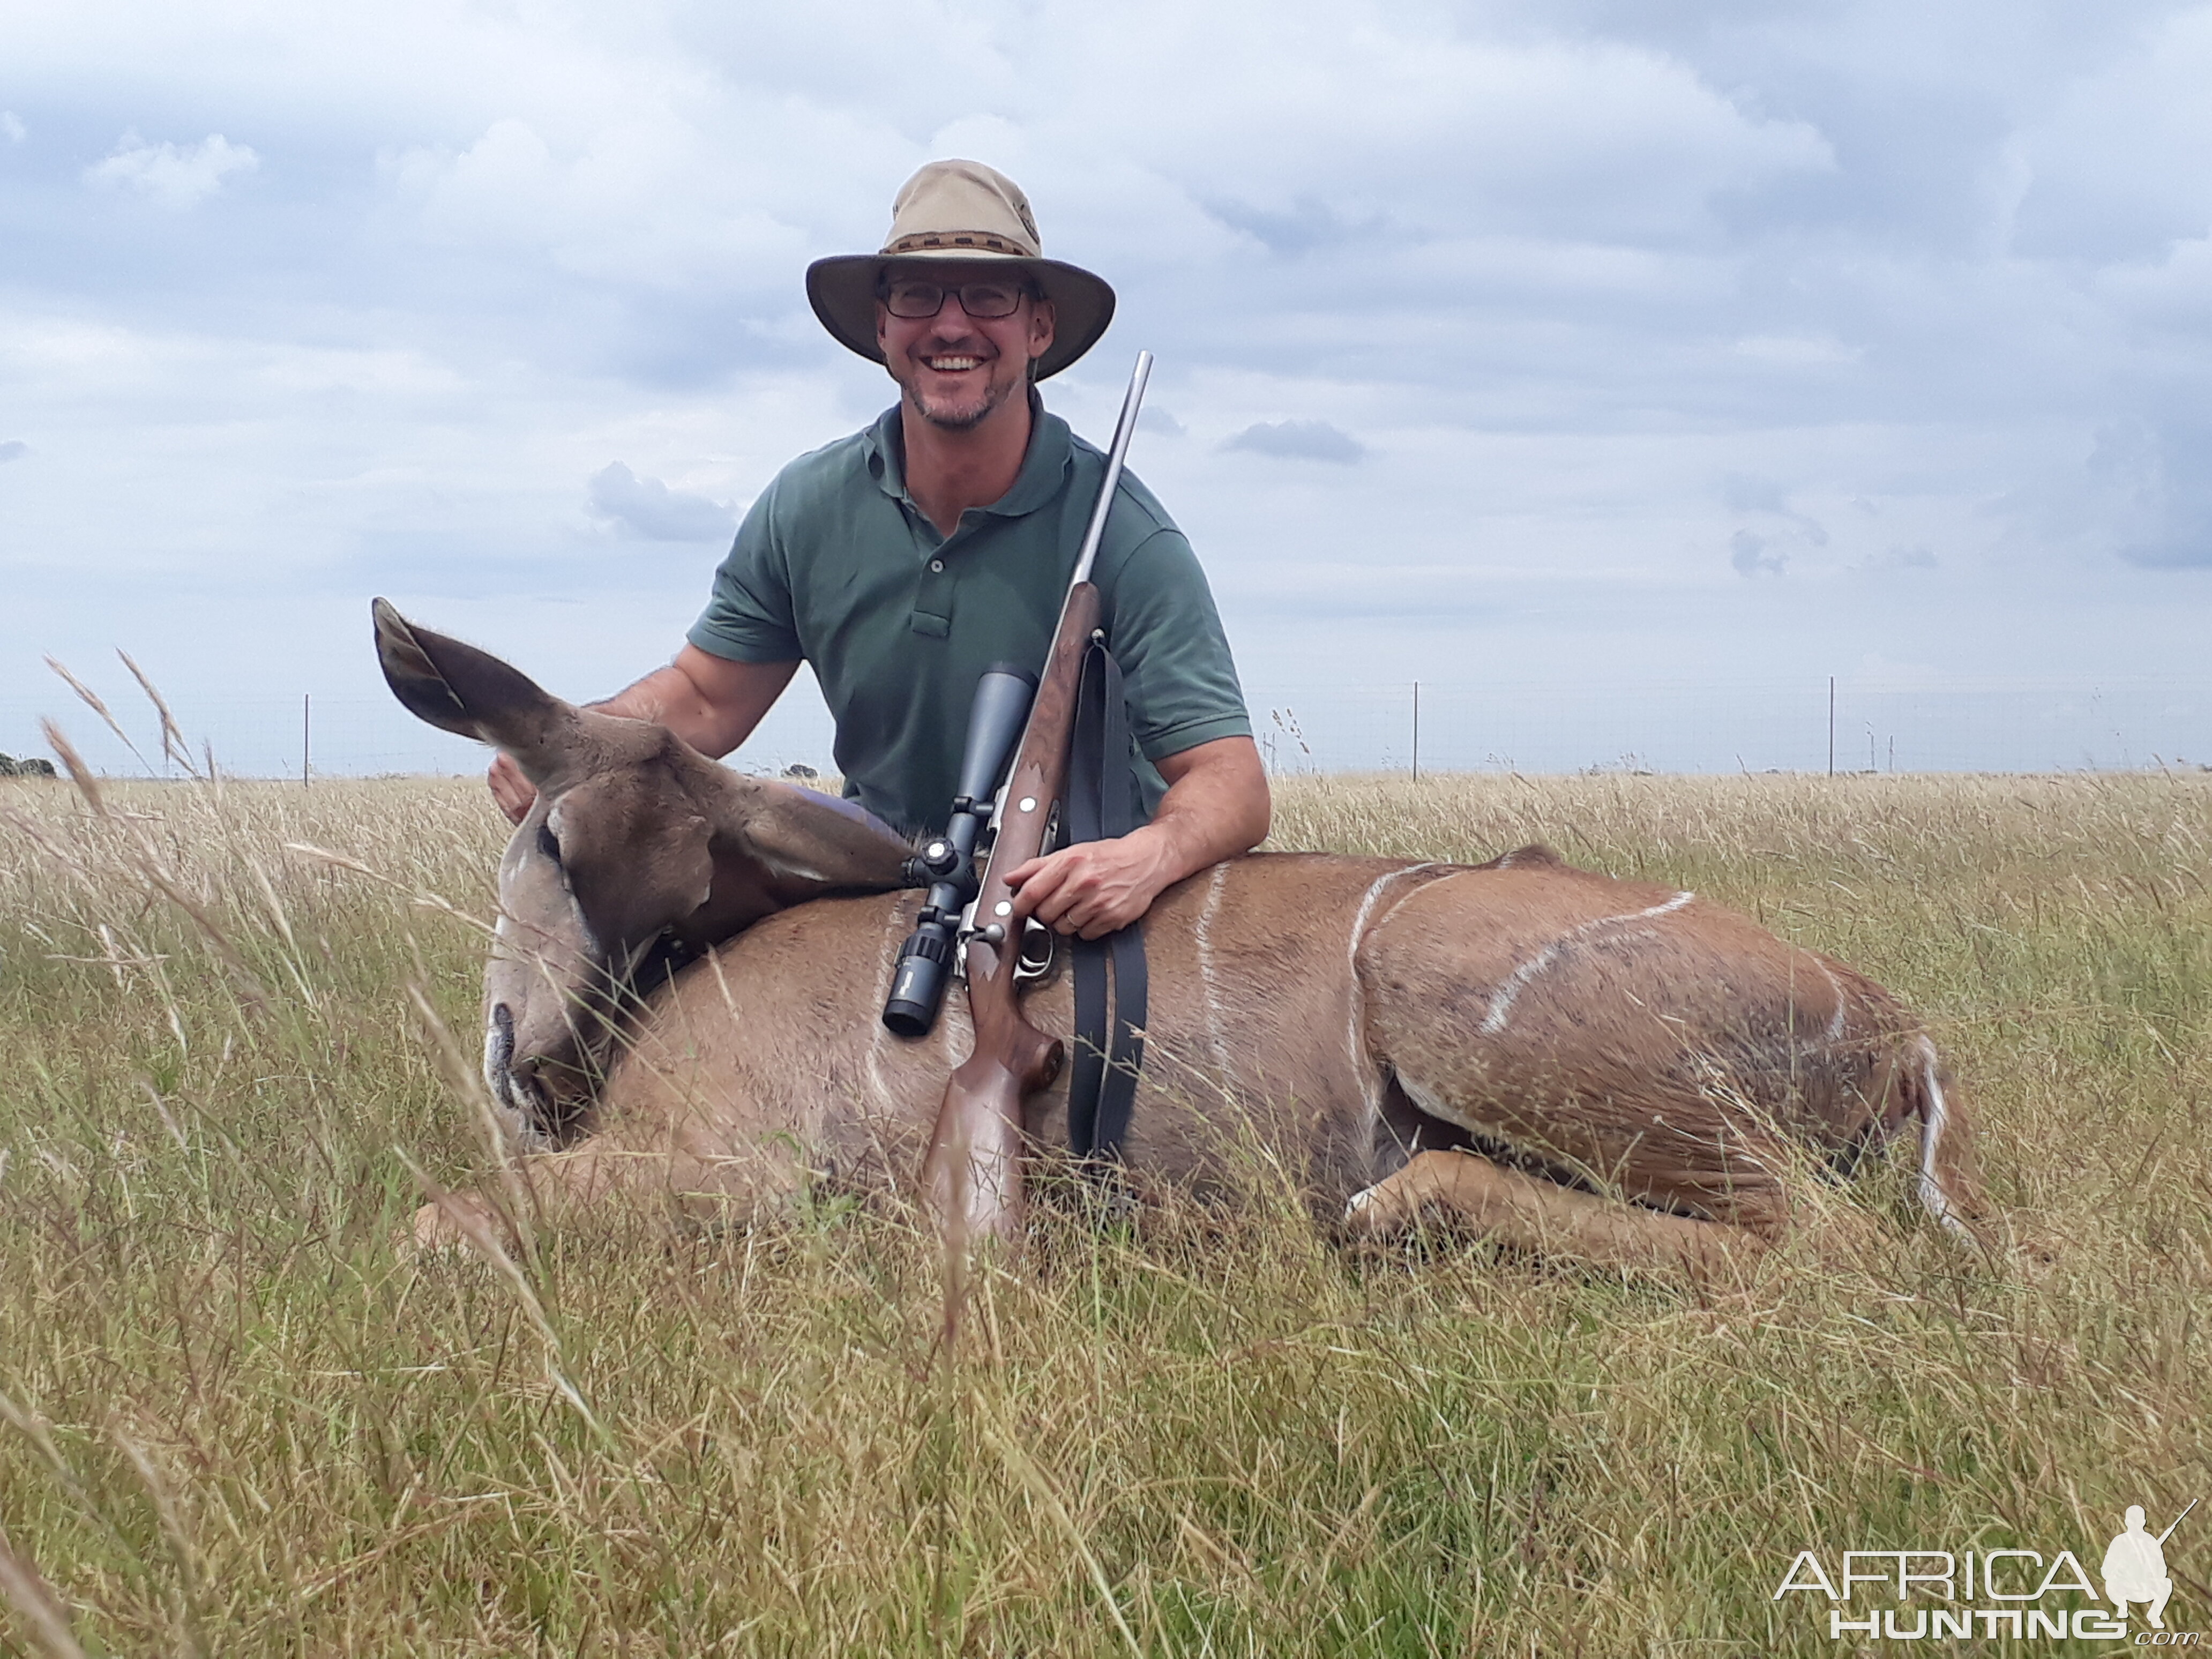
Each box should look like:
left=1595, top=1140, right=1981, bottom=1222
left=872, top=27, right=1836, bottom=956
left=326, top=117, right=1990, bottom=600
left=1064, top=635, right=1148, bottom=1163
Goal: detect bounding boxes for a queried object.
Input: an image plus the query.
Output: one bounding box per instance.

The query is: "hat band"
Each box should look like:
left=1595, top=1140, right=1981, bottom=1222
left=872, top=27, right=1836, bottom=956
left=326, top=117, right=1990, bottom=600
left=881, top=230, right=1034, bottom=257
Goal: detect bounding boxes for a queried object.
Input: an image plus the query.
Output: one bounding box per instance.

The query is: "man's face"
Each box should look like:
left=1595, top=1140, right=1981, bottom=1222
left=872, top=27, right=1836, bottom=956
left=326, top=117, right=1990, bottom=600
left=876, top=261, right=1056, bottom=432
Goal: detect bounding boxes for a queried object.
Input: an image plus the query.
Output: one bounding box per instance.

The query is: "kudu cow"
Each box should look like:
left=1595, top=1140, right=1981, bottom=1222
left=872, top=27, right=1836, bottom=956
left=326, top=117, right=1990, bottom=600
left=374, top=602, right=1987, bottom=1275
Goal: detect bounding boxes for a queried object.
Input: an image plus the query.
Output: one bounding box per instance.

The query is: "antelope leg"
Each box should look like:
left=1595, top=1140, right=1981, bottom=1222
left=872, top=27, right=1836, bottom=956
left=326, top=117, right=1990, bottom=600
left=1344, top=1149, right=1769, bottom=1279
left=406, top=1146, right=623, bottom=1254
left=404, top=1142, right=768, bottom=1254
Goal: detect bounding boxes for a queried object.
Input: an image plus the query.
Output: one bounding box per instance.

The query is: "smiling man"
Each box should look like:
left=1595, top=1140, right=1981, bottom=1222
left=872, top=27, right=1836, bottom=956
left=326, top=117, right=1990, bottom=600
left=489, top=160, right=1268, bottom=939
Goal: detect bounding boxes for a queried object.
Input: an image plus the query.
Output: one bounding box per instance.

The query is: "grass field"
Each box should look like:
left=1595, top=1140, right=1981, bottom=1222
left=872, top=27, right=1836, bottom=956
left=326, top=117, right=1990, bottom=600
left=2, top=767, right=2209, bottom=1655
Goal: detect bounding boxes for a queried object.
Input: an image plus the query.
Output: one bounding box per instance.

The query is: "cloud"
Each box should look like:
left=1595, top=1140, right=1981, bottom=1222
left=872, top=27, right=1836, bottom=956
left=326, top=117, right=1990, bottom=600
left=8, top=0, right=2212, bottom=766
left=586, top=463, right=736, bottom=542
left=1223, top=420, right=1364, bottom=464
left=1724, top=473, right=1829, bottom=552
left=1730, top=530, right=1787, bottom=577
left=2084, top=418, right=2212, bottom=569
left=1, top=113, right=24, bottom=144
left=1732, top=334, right=1860, bottom=370
left=1206, top=196, right=1376, bottom=257
left=85, top=131, right=258, bottom=209
left=0, top=440, right=25, bottom=463
left=2123, top=536, right=2212, bottom=569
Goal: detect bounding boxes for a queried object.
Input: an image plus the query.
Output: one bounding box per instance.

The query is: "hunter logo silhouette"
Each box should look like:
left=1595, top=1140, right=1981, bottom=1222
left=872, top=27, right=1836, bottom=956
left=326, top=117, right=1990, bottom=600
left=2104, top=1499, right=2195, bottom=1630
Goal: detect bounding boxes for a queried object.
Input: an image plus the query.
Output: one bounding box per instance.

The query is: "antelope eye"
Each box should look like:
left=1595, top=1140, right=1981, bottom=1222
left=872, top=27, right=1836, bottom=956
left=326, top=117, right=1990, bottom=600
left=536, top=824, right=562, bottom=865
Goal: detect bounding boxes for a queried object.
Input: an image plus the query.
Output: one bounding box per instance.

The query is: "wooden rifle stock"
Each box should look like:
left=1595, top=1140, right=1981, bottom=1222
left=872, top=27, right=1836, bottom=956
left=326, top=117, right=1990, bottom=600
left=921, top=351, right=1153, bottom=1250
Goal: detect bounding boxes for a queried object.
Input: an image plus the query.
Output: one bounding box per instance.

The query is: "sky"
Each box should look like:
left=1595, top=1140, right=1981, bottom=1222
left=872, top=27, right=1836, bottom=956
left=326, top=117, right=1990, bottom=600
left=3, top=0, right=2210, bottom=777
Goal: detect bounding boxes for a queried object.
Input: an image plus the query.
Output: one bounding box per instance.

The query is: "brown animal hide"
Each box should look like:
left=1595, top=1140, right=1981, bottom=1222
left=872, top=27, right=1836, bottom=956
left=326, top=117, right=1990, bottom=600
left=369, top=601, right=1987, bottom=1272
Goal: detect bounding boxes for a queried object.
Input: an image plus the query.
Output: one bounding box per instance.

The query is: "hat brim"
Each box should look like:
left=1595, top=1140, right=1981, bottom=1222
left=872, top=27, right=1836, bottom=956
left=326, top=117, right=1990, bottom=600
left=805, top=250, right=1115, bottom=382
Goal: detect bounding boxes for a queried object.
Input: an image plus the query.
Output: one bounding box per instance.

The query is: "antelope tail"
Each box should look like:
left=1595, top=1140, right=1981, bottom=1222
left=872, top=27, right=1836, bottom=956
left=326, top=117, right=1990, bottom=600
left=1911, top=1035, right=1983, bottom=1242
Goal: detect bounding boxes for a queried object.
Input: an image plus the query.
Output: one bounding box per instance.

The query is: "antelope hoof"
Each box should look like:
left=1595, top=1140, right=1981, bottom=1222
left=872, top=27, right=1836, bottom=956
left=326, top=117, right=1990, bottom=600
left=1341, top=1179, right=1413, bottom=1240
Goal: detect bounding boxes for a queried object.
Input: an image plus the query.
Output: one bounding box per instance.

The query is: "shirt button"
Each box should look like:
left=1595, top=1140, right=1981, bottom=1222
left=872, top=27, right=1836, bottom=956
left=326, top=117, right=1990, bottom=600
left=929, top=558, right=945, bottom=573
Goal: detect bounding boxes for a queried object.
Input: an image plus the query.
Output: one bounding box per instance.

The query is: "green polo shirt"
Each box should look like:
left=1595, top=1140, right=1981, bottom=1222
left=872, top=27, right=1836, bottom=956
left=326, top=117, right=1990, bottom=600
left=688, top=395, right=1251, bottom=835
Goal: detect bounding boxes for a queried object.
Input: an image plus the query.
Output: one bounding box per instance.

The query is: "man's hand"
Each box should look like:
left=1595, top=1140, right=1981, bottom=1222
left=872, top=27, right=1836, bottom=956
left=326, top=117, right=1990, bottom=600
left=1004, top=827, right=1179, bottom=939
left=488, top=753, right=537, bottom=825
left=1004, top=735, right=1269, bottom=938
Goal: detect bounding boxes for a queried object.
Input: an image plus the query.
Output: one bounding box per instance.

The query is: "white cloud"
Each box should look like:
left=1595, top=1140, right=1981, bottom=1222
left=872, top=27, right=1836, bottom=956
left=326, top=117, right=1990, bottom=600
left=1733, top=334, right=1862, bottom=369
left=5, top=0, right=2212, bottom=768
left=85, top=131, right=258, bottom=209
left=586, top=462, right=735, bottom=542
left=0, top=440, right=26, bottom=462
left=1223, top=420, right=1365, bottom=464
left=1, top=111, right=25, bottom=144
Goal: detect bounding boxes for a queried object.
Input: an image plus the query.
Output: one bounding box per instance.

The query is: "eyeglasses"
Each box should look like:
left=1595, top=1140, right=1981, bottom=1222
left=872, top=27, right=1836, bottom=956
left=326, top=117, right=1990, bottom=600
left=879, top=277, right=1036, bottom=320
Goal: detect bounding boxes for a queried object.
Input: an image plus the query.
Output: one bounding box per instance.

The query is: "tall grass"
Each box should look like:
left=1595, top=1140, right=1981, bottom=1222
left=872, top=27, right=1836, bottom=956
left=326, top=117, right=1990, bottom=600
left=2, top=766, right=2208, bottom=1654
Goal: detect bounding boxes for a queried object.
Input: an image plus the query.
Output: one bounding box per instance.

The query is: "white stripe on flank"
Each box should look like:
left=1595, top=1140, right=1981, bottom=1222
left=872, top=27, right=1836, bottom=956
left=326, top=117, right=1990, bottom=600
left=1345, top=864, right=1442, bottom=1123
left=864, top=907, right=905, bottom=1114
left=1479, top=891, right=1695, bottom=1037
left=1194, top=863, right=1231, bottom=1078
left=1817, top=959, right=1848, bottom=1042
left=1914, top=1035, right=1972, bottom=1239
left=1376, top=862, right=1462, bottom=931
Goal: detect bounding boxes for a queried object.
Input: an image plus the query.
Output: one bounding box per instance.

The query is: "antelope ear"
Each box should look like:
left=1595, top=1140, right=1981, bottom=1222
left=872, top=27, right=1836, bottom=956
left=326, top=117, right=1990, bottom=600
left=731, top=780, right=914, bottom=896
left=372, top=598, right=580, bottom=781
left=556, top=799, right=716, bottom=954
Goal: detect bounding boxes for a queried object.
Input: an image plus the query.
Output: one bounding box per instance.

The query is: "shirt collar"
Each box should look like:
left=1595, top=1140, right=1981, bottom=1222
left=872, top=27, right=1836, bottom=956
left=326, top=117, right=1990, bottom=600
left=864, top=388, right=1072, bottom=520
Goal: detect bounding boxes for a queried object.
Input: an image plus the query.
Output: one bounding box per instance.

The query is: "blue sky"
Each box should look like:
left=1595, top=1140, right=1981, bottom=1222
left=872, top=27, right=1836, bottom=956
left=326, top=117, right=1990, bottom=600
left=3, top=0, right=2210, bottom=775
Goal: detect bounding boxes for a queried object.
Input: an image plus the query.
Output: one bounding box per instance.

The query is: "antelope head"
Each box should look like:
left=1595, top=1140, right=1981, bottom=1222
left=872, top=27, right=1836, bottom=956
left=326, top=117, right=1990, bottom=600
left=372, top=599, right=912, bottom=1141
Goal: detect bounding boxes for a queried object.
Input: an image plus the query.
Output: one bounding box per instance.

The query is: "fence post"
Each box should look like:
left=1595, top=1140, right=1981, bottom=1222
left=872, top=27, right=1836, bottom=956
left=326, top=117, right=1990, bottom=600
left=1411, top=681, right=1420, bottom=782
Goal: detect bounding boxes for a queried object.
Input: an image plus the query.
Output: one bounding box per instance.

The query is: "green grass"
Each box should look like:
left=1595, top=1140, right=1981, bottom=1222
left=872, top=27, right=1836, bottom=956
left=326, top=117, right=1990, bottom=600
left=2, top=769, right=2208, bottom=1655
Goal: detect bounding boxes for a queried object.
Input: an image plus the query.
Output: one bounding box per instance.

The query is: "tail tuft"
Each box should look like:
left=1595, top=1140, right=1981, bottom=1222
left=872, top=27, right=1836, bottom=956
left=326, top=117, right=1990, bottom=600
left=1911, top=1036, right=1980, bottom=1242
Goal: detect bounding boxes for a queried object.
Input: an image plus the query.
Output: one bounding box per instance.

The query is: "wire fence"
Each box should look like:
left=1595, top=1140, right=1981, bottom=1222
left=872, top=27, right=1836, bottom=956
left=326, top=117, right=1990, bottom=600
left=5, top=675, right=2211, bottom=783
left=1244, top=677, right=2212, bottom=777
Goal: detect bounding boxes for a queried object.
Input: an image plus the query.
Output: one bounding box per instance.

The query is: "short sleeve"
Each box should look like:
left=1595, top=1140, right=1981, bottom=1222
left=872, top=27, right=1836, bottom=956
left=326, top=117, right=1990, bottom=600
left=687, top=488, right=803, bottom=663
left=1104, top=526, right=1253, bottom=761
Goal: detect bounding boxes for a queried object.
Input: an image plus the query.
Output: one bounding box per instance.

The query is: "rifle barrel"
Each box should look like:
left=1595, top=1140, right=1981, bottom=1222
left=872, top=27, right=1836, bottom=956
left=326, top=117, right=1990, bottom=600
left=2158, top=1496, right=2199, bottom=1545
left=1068, top=350, right=1152, bottom=589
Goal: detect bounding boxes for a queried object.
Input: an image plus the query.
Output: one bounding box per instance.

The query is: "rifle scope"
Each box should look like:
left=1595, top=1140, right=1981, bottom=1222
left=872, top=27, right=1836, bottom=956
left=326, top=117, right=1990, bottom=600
left=880, top=662, right=1037, bottom=1037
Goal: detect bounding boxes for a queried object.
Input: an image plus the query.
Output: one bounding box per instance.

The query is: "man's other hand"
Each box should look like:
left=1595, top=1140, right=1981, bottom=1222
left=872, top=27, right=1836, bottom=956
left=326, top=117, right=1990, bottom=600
left=488, top=753, right=537, bottom=825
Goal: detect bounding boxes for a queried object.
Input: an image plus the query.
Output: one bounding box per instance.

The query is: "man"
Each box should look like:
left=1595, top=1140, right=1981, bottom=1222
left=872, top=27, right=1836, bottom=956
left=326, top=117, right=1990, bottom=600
left=490, top=159, right=1268, bottom=940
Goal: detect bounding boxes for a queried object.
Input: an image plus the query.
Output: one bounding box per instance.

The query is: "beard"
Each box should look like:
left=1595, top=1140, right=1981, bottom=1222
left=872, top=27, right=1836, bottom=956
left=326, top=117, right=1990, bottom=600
left=901, top=360, right=1023, bottom=432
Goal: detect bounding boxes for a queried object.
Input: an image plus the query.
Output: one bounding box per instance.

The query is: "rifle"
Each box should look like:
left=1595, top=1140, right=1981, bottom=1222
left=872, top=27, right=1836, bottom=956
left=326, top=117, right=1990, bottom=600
left=2159, top=1498, right=2199, bottom=1546
left=920, top=349, right=1154, bottom=1253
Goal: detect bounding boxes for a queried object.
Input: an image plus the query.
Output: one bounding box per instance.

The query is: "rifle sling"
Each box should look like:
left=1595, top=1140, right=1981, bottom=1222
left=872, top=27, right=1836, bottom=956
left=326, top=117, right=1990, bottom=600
left=1065, top=636, right=1147, bottom=1164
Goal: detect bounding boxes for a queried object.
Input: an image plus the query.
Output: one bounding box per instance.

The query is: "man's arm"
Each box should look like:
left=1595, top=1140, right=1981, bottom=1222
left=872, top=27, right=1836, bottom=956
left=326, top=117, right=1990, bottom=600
left=1003, top=735, right=1269, bottom=939
left=487, top=647, right=798, bottom=823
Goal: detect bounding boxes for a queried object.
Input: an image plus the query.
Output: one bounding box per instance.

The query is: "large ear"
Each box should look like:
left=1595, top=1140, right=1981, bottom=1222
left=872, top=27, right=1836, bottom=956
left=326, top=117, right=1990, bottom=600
left=727, top=780, right=914, bottom=895
left=372, top=598, right=580, bottom=781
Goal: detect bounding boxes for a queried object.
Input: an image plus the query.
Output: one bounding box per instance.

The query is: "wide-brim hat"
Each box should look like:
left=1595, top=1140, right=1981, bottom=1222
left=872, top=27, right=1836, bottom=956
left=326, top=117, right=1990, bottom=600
left=806, top=159, right=1115, bottom=382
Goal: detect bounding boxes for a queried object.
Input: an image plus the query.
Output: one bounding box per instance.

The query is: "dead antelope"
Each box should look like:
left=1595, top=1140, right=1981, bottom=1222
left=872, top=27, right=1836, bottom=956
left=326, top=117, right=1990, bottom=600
left=375, top=601, right=1989, bottom=1276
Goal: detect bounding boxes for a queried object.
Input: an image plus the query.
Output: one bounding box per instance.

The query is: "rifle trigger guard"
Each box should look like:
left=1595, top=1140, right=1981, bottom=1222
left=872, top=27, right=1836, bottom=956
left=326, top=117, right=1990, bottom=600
left=1013, top=918, right=1056, bottom=986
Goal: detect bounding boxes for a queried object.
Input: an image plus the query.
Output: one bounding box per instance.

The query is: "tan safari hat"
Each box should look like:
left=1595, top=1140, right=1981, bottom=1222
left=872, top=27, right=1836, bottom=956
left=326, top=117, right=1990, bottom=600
left=806, top=159, right=1115, bottom=382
